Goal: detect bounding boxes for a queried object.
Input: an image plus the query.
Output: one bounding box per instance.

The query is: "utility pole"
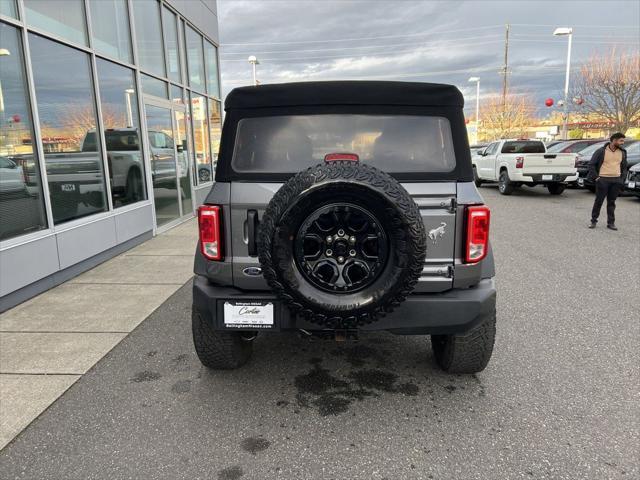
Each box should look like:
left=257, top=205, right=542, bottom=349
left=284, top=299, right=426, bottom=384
left=502, top=24, right=510, bottom=111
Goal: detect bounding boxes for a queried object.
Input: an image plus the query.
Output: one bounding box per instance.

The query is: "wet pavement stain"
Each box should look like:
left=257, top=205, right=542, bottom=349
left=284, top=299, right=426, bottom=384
left=171, top=380, right=191, bottom=394
left=218, top=465, right=243, bottom=480
left=130, top=371, right=161, bottom=383
left=293, top=358, right=420, bottom=416
left=240, top=437, right=271, bottom=455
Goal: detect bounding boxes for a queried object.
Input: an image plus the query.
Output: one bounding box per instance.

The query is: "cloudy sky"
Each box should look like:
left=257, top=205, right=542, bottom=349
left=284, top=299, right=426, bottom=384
left=217, top=0, right=639, bottom=117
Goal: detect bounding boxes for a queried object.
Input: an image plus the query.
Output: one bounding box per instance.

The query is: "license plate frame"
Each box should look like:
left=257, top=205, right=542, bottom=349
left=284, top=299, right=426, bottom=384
left=542, top=174, right=553, bottom=181
left=61, top=183, right=76, bottom=192
left=628, top=181, right=636, bottom=189
left=222, top=300, right=275, bottom=330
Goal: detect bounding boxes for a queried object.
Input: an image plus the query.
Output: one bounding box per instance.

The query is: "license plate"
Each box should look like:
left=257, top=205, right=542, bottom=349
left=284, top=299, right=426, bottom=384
left=61, top=183, right=76, bottom=192
left=629, top=181, right=636, bottom=189
left=542, top=175, right=553, bottom=181
left=223, top=301, right=274, bottom=329
left=577, top=178, right=584, bottom=186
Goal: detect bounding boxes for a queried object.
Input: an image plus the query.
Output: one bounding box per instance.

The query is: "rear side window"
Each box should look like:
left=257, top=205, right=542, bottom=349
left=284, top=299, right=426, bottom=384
left=232, top=114, right=456, bottom=174
left=501, top=141, right=545, bottom=154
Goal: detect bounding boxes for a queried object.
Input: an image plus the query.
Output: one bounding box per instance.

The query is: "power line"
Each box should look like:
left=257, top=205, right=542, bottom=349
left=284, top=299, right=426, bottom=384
left=221, top=24, right=504, bottom=46
left=221, top=34, right=504, bottom=56
left=220, top=39, right=505, bottom=63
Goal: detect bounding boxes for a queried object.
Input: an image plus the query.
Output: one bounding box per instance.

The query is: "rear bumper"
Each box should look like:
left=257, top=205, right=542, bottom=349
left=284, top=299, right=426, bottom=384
left=192, top=275, right=496, bottom=335
left=512, top=172, right=575, bottom=183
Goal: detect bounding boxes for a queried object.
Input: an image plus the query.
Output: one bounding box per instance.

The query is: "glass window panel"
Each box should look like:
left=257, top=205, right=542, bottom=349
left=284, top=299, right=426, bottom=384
left=132, top=0, right=165, bottom=76
left=190, top=94, right=210, bottom=184
left=208, top=98, right=221, bottom=178
left=1, top=0, right=18, bottom=19
left=162, top=6, right=181, bottom=83
left=170, top=84, right=184, bottom=105
left=24, top=0, right=87, bottom=46
left=95, top=59, right=146, bottom=208
left=0, top=24, right=47, bottom=241
left=204, top=41, right=220, bottom=98
left=29, top=34, right=107, bottom=224
left=141, top=73, right=168, bottom=99
left=185, top=26, right=205, bottom=91
left=88, top=0, right=132, bottom=63
left=174, top=109, right=192, bottom=214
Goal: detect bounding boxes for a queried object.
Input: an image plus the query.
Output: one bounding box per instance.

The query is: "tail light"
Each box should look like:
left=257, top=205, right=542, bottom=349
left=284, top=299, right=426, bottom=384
left=198, top=205, right=223, bottom=261
left=465, top=205, right=490, bottom=263
left=515, top=156, right=524, bottom=168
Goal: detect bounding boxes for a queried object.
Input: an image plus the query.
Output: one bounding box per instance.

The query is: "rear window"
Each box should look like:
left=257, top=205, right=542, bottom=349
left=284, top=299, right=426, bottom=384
left=232, top=114, right=456, bottom=174
left=501, top=141, right=545, bottom=154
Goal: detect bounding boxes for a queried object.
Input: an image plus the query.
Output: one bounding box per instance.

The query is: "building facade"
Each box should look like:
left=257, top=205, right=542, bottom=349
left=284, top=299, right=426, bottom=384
left=0, top=0, right=220, bottom=311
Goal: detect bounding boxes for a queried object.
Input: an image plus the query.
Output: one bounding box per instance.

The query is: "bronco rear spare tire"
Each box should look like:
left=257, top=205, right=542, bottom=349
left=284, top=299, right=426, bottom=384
left=258, top=161, right=426, bottom=328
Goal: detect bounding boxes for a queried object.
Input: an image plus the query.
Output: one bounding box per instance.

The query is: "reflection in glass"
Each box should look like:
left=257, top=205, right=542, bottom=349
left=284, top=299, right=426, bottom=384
left=88, top=0, right=132, bottom=63
left=185, top=26, right=205, bottom=91
left=204, top=41, right=220, bottom=98
left=1, top=0, right=18, bottom=19
left=162, top=6, right=181, bottom=83
left=0, top=24, right=47, bottom=241
left=190, top=94, right=210, bottom=184
left=141, top=73, right=168, bottom=99
left=144, top=105, right=179, bottom=226
left=95, top=59, right=146, bottom=208
left=174, top=109, right=192, bottom=215
left=132, top=0, right=165, bottom=76
left=24, top=0, right=88, bottom=45
left=29, top=34, right=107, bottom=224
left=171, top=84, right=184, bottom=105
left=208, top=99, right=221, bottom=177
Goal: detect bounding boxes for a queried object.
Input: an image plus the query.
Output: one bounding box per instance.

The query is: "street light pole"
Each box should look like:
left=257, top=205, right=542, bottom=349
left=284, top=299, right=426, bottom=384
left=554, top=27, right=573, bottom=140
left=124, top=88, right=135, bottom=127
left=468, top=77, right=480, bottom=144
left=248, top=55, right=259, bottom=86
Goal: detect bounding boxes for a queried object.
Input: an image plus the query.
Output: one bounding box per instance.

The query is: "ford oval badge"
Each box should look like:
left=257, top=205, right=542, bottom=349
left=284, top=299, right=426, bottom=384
left=243, top=267, right=262, bottom=277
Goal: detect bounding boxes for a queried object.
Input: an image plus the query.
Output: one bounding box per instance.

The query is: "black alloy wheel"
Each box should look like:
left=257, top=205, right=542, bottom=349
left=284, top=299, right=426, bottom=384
left=294, top=203, right=389, bottom=294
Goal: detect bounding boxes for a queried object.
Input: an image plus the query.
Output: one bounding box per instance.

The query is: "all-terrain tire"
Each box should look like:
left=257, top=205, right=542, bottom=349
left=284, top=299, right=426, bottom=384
left=498, top=170, right=514, bottom=195
left=192, top=310, right=253, bottom=369
left=258, top=161, right=426, bottom=328
left=547, top=183, right=566, bottom=195
left=431, top=312, right=496, bottom=374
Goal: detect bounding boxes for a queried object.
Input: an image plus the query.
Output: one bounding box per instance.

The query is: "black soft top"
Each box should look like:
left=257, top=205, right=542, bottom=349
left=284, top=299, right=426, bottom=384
left=225, top=81, right=464, bottom=110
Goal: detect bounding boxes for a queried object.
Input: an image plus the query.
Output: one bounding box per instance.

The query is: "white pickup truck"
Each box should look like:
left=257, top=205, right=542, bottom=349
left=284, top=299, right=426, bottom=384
left=472, top=139, right=577, bottom=195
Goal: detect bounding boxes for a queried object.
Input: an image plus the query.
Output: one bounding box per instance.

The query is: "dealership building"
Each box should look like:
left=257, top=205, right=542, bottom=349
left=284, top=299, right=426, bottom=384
left=0, top=0, right=221, bottom=311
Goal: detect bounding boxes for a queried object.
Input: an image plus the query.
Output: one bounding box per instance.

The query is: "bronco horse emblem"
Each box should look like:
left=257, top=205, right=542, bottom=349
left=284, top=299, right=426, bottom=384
left=428, top=222, right=447, bottom=244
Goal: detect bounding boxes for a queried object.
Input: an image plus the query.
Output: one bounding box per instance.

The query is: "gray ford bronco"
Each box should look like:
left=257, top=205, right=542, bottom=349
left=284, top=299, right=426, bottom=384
left=192, top=81, right=496, bottom=374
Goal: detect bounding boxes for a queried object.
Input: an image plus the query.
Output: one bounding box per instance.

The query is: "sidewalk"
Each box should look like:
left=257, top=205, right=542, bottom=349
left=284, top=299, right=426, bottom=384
left=0, top=218, right=197, bottom=450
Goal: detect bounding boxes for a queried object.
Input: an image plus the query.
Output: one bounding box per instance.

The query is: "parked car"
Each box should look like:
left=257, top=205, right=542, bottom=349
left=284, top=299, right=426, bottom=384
left=0, top=157, right=28, bottom=195
left=192, top=81, right=496, bottom=374
left=470, top=144, right=488, bottom=157
left=546, top=139, right=605, bottom=154
left=472, top=139, right=577, bottom=195
left=624, top=162, right=640, bottom=198
left=576, top=140, right=638, bottom=192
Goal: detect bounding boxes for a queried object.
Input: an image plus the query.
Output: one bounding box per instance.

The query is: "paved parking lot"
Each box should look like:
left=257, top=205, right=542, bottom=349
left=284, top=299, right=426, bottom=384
left=0, top=186, right=638, bottom=479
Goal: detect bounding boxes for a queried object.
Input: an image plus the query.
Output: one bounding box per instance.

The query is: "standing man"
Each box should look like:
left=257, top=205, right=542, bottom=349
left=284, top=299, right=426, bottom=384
left=588, top=133, right=628, bottom=230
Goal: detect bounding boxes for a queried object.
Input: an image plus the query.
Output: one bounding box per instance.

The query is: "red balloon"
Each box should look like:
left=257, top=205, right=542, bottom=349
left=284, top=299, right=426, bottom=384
left=545, top=98, right=554, bottom=107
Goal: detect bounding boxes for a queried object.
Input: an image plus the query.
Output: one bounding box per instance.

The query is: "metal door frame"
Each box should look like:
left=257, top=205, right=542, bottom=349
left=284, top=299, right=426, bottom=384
left=141, top=95, right=195, bottom=234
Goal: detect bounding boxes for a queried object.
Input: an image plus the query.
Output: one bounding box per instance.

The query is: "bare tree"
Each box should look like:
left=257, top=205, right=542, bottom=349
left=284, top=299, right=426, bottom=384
left=480, top=94, right=535, bottom=141
left=575, top=49, right=640, bottom=134
left=58, top=105, right=123, bottom=146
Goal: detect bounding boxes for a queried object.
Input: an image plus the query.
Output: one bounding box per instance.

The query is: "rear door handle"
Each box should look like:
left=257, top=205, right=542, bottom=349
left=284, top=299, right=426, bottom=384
left=247, top=210, right=259, bottom=256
